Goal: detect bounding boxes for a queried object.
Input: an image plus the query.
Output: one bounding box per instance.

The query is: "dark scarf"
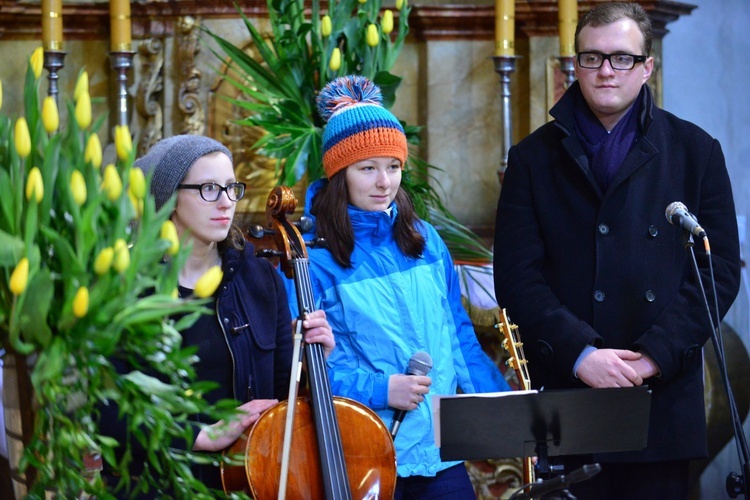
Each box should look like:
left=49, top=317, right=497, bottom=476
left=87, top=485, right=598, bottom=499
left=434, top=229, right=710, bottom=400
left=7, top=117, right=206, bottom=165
left=574, top=87, right=644, bottom=192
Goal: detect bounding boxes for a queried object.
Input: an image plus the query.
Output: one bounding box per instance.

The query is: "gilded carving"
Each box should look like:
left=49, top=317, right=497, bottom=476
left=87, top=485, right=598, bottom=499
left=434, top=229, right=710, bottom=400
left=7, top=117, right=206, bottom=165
left=176, top=16, right=205, bottom=136
left=135, top=37, right=165, bottom=156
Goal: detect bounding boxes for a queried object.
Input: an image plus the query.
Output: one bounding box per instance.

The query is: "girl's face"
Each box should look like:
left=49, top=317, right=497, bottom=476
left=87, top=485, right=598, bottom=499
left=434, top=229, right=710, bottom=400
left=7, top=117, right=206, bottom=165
left=344, top=156, right=402, bottom=212
left=171, top=152, right=237, bottom=246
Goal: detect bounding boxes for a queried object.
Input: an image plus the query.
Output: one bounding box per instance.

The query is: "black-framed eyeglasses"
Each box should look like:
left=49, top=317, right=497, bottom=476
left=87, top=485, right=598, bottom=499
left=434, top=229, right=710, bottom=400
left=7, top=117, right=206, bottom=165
left=177, top=182, right=246, bottom=202
left=577, top=52, right=648, bottom=70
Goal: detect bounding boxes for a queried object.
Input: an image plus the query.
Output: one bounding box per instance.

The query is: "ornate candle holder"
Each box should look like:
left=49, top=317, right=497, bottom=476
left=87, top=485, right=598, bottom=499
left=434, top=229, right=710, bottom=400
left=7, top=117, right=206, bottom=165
left=493, top=55, right=520, bottom=185
left=558, top=55, right=576, bottom=89
left=108, top=50, right=136, bottom=127
left=43, top=50, right=67, bottom=102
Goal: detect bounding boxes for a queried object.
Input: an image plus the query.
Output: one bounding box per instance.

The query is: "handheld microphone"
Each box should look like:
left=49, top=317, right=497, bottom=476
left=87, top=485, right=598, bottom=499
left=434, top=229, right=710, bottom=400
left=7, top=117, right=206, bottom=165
left=665, top=201, right=706, bottom=240
left=390, top=351, right=433, bottom=439
left=518, top=463, right=601, bottom=500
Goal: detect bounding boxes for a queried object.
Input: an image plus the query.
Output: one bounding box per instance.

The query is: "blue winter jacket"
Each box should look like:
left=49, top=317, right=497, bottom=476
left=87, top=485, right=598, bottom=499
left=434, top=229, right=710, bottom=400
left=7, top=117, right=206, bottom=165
left=285, top=180, right=510, bottom=478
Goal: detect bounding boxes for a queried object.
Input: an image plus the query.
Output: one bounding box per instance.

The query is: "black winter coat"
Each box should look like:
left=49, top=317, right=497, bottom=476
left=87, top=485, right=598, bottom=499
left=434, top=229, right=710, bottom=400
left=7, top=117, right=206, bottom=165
left=493, top=82, right=741, bottom=462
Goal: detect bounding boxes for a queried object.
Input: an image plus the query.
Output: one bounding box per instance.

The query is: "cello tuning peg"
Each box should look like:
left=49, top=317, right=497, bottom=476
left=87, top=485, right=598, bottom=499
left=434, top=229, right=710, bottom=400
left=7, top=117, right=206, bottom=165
left=295, top=216, right=313, bottom=233
left=256, top=248, right=284, bottom=259
left=248, top=224, right=271, bottom=239
left=306, top=237, right=327, bottom=249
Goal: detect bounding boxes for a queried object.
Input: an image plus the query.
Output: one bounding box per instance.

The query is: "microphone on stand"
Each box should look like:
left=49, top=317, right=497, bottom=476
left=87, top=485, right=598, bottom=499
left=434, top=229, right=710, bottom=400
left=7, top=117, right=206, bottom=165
left=665, top=201, right=706, bottom=240
left=390, top=351, right=433, bottom=439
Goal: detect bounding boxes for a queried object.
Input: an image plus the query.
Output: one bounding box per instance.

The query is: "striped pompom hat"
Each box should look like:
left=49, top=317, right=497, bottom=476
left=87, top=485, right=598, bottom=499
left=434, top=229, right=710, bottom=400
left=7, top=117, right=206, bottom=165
left=317, top=75, right=407, bottom=178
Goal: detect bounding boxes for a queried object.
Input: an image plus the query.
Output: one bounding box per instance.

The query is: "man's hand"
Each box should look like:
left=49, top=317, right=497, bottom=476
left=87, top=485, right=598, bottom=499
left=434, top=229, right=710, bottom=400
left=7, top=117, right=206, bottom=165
left=576, top=349, right=643, bottom=388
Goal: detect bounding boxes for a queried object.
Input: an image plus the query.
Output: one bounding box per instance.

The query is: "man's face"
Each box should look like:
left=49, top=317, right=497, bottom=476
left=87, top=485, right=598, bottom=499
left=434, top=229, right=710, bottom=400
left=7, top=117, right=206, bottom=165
left=575, top=17, right=654, bottom=130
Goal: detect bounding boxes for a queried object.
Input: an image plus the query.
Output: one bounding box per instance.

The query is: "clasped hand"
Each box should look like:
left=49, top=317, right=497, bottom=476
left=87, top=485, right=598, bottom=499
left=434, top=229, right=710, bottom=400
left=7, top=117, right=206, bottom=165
left=576, top=348, right=659, bottom=388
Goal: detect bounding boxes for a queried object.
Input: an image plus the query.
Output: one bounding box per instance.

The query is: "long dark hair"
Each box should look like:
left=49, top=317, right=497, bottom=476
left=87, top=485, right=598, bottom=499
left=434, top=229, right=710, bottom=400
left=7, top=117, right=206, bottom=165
left=311, top=171, right=425, bottom=268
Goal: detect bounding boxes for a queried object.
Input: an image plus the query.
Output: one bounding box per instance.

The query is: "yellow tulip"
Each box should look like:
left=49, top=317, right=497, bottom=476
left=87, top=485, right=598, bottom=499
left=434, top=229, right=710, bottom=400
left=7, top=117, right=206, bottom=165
left=75, top=91, right=92, bottom=129
left=25, top=167, right=44, bottom=203
left=9, top=258, right=29, bottom=296
left=72, top=286, right=89, bottom=318
left=321, top=15, right=332, bottom=37
left=171, top=288, right=179, bottom=299
left=128, top=167, right=146, bottom=200
left=70, top=169, right=87, bottom=206
left=41, top=96, right=59, bottom=133
left=30, top=47, right=43, bottom=80
left=74, top=71, right=89, bottom=102
left=160, top=220, right=180, bottom=256
left=358, top=0, right=367, bottom=3
left=14, top=117, right=31, bottom=159
left=329, top=48, right=342, bottom=72
left=85, top=134, right=103, bottom=169
left=113, top=239, right=130, bottom=274
left=128, top=190, right=144, bottom=219
left=0, top=79, right=3, bottom=111
left=396, top=0, right=405, bottom=9
left=93, top=247, right=114, bottom=275
left=102, top=164, right=123, bottom=201
left=382, top=10, right=394, bottom=35
left=115, top=125, right=133, bottom=161
left=366, top=24, right=380, bottom=47
left=194, top=265, right=223, bottom=299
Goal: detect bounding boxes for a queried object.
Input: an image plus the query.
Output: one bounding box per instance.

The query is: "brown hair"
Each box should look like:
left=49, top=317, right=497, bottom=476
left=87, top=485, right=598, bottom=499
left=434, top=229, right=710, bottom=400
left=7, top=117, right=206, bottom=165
left=575, top=2, right=653, bottom=56
left=311, top=172, right=425, bottom=268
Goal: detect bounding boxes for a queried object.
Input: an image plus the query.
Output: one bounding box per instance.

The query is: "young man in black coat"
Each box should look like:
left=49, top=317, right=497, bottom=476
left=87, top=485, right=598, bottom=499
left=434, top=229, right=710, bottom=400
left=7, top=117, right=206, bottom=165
left=493, top=2, right=741, bottom=499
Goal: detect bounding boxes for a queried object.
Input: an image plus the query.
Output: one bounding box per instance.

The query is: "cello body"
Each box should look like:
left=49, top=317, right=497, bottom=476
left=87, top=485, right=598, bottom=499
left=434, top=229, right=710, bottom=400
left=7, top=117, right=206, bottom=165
left=221, top=397, right=397, bottom=498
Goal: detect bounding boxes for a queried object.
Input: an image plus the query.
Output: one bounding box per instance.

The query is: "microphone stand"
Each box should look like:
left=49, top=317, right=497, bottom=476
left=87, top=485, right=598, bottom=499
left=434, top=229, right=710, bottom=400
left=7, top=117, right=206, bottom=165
left=682, top=232, right=750, bottom=498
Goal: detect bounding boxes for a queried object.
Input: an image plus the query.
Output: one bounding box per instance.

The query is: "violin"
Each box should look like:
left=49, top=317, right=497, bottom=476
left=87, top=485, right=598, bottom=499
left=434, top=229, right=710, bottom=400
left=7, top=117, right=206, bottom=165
left=221, top=186, right=397, bottom=499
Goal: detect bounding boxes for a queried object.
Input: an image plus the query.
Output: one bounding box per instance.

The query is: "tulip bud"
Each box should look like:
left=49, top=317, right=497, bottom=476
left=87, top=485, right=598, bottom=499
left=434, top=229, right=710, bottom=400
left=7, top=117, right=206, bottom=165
left=358, top=0, right=367, bottom=4
left=0, top=79, right=3, bottom=111
left=14, top=117, right=31, bottom=159
left=102, top=164, right=123, bottom=201
left=72, top=286, right=89, bottom=318
left=128, top=167, right=146, bottom=200
left=74, top=71, right=89, bottom=102
left=85, top=134, right=103, bottom=169
left=9, top=258, right=29, bottom=296
left=113, top=239, right=130, bottom=274
left=25, top=166, right=44, bottom=203
left=396, top=0, right=405, bottom=9
left=329, top=48, right=342, bottom=72
left=94, top=247, right=114, bottom=275
left=30, top=47, right=43, bottom=80
left=366, top=24, right=380, bottom=47
left=382, top=10, right=394, bottom=35
left=70, top=169, right=87, bottom=206
left=75, top=91, right=92, bottom=129
left=171, top=288, right=179, bottom=299
left=115, top=125, right=133, bottom=161
left=194, top=265, right=223, bottom=299
left=321, top=15, right=332, bottom=37
left=160, top=220, right=180, bottom=256
left=41, top=96, right=60, bottom=133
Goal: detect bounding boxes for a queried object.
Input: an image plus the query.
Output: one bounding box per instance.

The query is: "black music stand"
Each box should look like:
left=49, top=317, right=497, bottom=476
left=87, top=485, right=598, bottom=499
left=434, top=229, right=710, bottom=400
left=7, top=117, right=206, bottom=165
left=437, top=386, right=651, bottom=473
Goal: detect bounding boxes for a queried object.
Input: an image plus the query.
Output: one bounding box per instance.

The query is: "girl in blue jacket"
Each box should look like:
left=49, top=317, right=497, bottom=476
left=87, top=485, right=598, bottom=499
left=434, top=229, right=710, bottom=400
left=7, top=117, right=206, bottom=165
left=287, top=75, right=511, bottom=499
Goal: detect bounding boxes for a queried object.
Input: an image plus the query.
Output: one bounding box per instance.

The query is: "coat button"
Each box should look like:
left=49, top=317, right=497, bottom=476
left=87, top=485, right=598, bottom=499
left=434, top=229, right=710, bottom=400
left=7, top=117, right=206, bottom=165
left=598, top=224, right=609, bottom=235
left=538, top=340, right=553, bottom=357
left=645, top=290, right=656, bottom=302
left=594, top=290, right=605, bottom=302
left=648, top=225, right=659, bottom=237
left=223, top=317, right=229, bottom=324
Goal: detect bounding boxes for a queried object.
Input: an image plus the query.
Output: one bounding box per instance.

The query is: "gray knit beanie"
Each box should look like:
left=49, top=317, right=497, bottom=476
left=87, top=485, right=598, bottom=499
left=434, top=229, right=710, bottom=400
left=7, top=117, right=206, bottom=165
left=134, top=135, right=233, bottom=211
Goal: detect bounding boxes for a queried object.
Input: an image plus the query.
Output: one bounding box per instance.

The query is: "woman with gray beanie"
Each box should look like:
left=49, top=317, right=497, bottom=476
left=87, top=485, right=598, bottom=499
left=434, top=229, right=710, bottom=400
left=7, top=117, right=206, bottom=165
left=99, top=135, right=334, bottom=495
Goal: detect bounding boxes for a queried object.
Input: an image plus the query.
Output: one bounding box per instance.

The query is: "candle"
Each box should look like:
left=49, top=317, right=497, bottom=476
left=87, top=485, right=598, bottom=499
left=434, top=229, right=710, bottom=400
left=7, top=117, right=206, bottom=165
left=41, top=0, right=63, bottom=51
left=109, top=0, right=132, bottom=52
left=558, top=0, right=577, bottom=57
left=494, top=0, right=515, bottom=56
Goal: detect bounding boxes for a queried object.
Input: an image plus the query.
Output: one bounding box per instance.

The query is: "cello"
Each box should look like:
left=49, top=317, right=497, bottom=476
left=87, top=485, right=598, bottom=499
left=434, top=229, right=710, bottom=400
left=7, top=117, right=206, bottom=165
left=221, top=186, right=397, bottom=499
